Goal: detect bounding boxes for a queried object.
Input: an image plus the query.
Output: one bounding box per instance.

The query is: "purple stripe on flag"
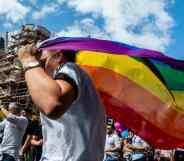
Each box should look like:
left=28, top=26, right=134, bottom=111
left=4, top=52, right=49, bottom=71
left=39, top=37, right=184, bottom=70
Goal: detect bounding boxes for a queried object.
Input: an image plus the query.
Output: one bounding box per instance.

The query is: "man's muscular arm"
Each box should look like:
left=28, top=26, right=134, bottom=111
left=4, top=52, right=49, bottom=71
left=18, top=45, right=76, bottom=119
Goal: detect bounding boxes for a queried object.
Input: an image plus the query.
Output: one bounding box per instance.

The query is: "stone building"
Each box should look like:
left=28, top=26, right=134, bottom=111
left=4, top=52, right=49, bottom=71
left=0, top=32, right=33, bottom=110
left=0, top=26, right=52, bottom=110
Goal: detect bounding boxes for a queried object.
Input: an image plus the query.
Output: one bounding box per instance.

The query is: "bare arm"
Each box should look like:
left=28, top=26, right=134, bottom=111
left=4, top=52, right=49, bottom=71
left=123, top=140, right=133, bottom=153
left=127, top=143, right=146, bottom=151
left=30, top=135, right=43, bottom=146
left=0, top=107, right=9, bottom=117
left=25, top=68, right=76, bottom=118
left=25, top=67, right=62, bottom=114
left=123, top=145, right=133, bottom=153
left=20, top=135, right=32, bottom=154
left=18, top=46, right=76, bottom=119
left=105, top=146, right=121, bottom=153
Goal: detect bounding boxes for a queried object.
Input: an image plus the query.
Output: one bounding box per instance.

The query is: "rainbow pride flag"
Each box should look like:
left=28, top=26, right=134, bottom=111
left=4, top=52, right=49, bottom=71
left=39, top=37, right=184, bottom=149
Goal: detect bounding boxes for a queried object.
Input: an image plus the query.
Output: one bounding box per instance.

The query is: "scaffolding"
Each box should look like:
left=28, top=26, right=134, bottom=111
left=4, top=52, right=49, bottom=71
left=0, top=24, right=51, bottom=110
left=0, top=51, right=33, bottom=109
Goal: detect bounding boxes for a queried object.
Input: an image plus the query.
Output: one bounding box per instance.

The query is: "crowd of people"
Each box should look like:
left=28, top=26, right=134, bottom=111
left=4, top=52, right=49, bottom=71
left=0, top=103, right=42, bottom=161
left=0, top=105, right=184, bottom=161
left=104, top=118, right=184, bottom=161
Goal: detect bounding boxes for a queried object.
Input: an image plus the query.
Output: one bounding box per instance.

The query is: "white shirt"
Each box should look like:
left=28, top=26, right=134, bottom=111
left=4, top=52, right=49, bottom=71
left=155, top=149, right=173, bottom=158
left=131, top=135, right=149, bottom=161
left=40, top=63, right=106, bottom=161
left=0, top=114, right=28, bottom=160
left=105, top=133, right=121, bottom=158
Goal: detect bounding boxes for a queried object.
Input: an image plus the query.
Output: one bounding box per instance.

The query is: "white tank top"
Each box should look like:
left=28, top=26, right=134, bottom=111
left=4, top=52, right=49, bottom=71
left=40, top=63, right=106, bottom=161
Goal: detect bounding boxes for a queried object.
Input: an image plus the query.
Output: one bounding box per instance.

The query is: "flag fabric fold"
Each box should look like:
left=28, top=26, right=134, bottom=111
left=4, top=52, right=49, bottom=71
left=39, top=37, right=184, bottom=149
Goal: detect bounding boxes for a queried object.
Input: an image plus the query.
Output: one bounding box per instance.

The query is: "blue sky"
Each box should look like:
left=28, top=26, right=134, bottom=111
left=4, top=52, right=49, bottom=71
left=167, top=1, right=184, bottom=59
left=0, top=0, right=183, bottom=59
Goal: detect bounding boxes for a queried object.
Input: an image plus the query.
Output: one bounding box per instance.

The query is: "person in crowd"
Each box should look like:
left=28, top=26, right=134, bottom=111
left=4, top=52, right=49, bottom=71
left=29, top=116, right=43, bottom=161
left=114, top=122, right=123, bottom=136
left=125, top=134, right=149, bottom=161
left=154, top=149, right=173, bottom=161
left=174, top=148, right=184, bottom=161
left=0, top=102, right=28, bottom=161
left=20, top=109, right=36, bottom=161
left=123, top=137, right=133, bottom=161
left=120, top=129, right=129, bottom=139
left=17, top=41, right=106, bottom=161
left=127, top=131, right=134, bottom=144
left=104, top=125, right=122, bottom=161
left=145, top=146, right=154, bottom=161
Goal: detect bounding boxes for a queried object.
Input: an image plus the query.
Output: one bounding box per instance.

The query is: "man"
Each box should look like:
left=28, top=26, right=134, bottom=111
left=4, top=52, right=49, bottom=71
left=104, top=125, right=121, bottom=161
left=126, top=134, right=149, bottom=161
left=0, top=103, right=28, bottom=161
left=17, top=41, right=106, bottom=161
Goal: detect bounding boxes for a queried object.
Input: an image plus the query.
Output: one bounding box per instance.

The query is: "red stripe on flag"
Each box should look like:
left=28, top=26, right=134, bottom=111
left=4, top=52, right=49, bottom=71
left=80, top=65, right=184, bottom=148
left=100, top=91, right=184, bottom=149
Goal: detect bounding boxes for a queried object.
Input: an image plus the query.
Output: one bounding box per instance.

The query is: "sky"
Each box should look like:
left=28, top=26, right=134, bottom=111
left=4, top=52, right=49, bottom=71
left=0, top=0, right=183, bottom=59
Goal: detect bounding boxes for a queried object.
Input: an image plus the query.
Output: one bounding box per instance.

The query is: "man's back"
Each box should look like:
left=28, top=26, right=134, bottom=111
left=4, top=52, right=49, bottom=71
left=40, top=63, right=106, bottom=161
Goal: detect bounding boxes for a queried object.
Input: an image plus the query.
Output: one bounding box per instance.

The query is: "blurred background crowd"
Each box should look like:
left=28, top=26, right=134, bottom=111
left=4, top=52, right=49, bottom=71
left=0, top=104, right=184, bottom=161
left=104, top=117, right=184, bottom=161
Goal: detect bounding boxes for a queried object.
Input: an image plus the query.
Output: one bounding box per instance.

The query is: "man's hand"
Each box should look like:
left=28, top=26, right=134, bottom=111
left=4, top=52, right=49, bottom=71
left=0, top=105, right=3, bottom=111
left=17, top=44, right=37, bottom=66
left=0, top=106, right=9, bottom=117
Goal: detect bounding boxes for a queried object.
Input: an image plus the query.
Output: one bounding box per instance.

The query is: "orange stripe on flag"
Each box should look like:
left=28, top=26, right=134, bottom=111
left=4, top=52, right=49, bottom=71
left=81, top=65, right=184, bottom=141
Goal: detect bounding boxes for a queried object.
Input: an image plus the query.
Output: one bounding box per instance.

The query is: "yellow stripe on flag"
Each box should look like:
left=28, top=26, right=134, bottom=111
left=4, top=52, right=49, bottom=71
left=76, top=51, right=177, bottom=110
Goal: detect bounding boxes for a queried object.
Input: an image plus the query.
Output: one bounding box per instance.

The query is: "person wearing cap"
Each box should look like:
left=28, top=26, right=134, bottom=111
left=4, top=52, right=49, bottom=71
left=17, top=33, right=106, bottom=161
left=0, top=102, right=28, bottom=161
left=104, top=125, right=122, bottom=161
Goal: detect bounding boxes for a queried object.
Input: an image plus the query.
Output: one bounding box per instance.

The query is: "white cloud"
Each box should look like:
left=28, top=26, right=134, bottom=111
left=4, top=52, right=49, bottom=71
left=61, top=0, right=174, bottom=51
left=0, top=0, right=30, bottom=23
left=58, top=18, right=110, bottom=39
left=1, top=0, right=174, bottom=52
left=32, top=3, right=58, bottom=20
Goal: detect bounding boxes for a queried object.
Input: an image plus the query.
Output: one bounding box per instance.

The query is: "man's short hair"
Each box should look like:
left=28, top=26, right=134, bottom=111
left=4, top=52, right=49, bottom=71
left=9, top=102, right=18, bottom=109
left=20, top=110, right=26, bottom=115
left=8, top=102, right=20, bottom=113
left=62, top=50, right=77, bottom=62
